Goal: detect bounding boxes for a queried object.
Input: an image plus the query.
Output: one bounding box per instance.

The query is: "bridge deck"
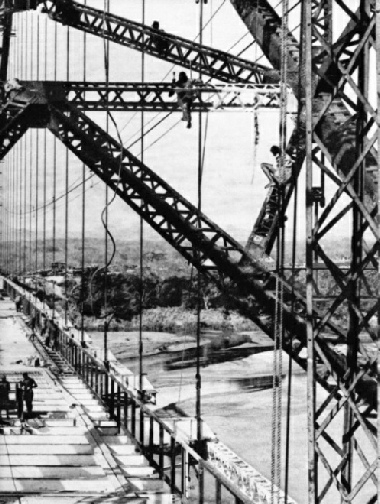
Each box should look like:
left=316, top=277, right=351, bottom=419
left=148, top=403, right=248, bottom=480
left=0, top=297, right=173, bottom=504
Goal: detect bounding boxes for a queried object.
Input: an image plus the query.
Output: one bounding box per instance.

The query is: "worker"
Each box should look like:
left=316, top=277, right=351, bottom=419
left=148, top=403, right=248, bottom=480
left=0, top=375, right=10, bottom=420
left=169, top=72, right=199, bottom=129
left=4, top=78, right=24, bottom=101
left=149, top=21, right=170, bottom=55
left=50, top=0, right=81, bottom=25
left=269, top=145, right=293, bottom=185
left=19, top=372, right=37, bottom=418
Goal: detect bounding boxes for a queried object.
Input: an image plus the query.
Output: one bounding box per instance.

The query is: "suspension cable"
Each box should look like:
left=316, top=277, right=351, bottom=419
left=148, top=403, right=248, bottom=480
left=139, top=0, right=145, bottom=400
left=43, top=15, right=47, bottom=288
left=64, top=15, right=70, bottom=323
left=23, top=14, right=27, bottom=280
left=52, top=21, right=58, bottom=316
left=29, top=12, right=33, bottom=276
left=81, top=0, right=87, bottom=346
left=35, top=14, right=40, bottom=276
left=196, top=0, right=204, bottom=462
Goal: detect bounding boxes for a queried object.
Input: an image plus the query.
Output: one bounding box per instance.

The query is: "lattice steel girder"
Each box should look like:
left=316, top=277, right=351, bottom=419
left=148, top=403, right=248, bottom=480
left=232, top=0, right=378, bottom=257
left=58, top=81, right=288, bottom=112
left=301, top=2, right=379, bottom=503
left=43, top=100, right=378, bottom=411
left=16, top=80, right=288, bottom=112
left=24, top=0, right=280, bottom=86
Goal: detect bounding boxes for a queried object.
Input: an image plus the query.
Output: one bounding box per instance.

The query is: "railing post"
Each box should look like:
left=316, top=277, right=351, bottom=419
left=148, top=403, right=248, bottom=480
left=182, top=448, right=190, bottom=498
left=215, top=480, right=222, bottom=504
left=110, top=378, right=115, bottom=418
left=100, top=371, right=104, bottom=400
left=159, top=424, right=164, bottom=480
left=85, top=354, right=89, bottom=384
left=149, top=416, right=154, bottom=463
left=140, top=405, right=144, bottom=445
left=198, top=462, right=205, bottom=504
left=124, top=391, right=128, bottom=429
left=131, top=400, right=136, bottom=438
left=89, top=356, right=93, bottom=389
left=95, top=366, right=99, bottom=395
left=116, top=384, right=121, bottom=433
left=170, top=437, right=176, bottom=491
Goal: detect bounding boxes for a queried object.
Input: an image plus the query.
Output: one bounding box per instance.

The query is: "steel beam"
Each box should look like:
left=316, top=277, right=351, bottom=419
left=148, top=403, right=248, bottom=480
left=15, top=80, right=288, bottom=112
left=59, top=81, right=287, bottom=112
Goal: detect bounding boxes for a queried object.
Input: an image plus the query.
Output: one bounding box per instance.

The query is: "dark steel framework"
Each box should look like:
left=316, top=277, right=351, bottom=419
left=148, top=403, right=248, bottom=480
left=0, top=1, right=379, bottom=503
left=230, top=0, right=379, bottom=502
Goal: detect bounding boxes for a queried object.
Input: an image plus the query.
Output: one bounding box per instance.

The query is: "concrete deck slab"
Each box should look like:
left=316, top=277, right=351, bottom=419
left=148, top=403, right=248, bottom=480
left=0, top=435, right=90, bottom=445
left=13, top=479, right=116, bottom=493
left=108, top=444, right=139, bottom=455
left=6, top=444, right=94, bottom=455
left=121, top=467, right=156, bottom=477
left=0, top=466, right=106, bottom=479
left=18, top=496, right=147, bottom=504
left=24, top=427, right=88, bottom=435
left=0, top=454, right=97, bottom=466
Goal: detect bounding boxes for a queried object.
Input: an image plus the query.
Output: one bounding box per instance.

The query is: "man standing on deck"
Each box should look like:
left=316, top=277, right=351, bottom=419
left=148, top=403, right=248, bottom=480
left=19, top=372, right=37, bottom=418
